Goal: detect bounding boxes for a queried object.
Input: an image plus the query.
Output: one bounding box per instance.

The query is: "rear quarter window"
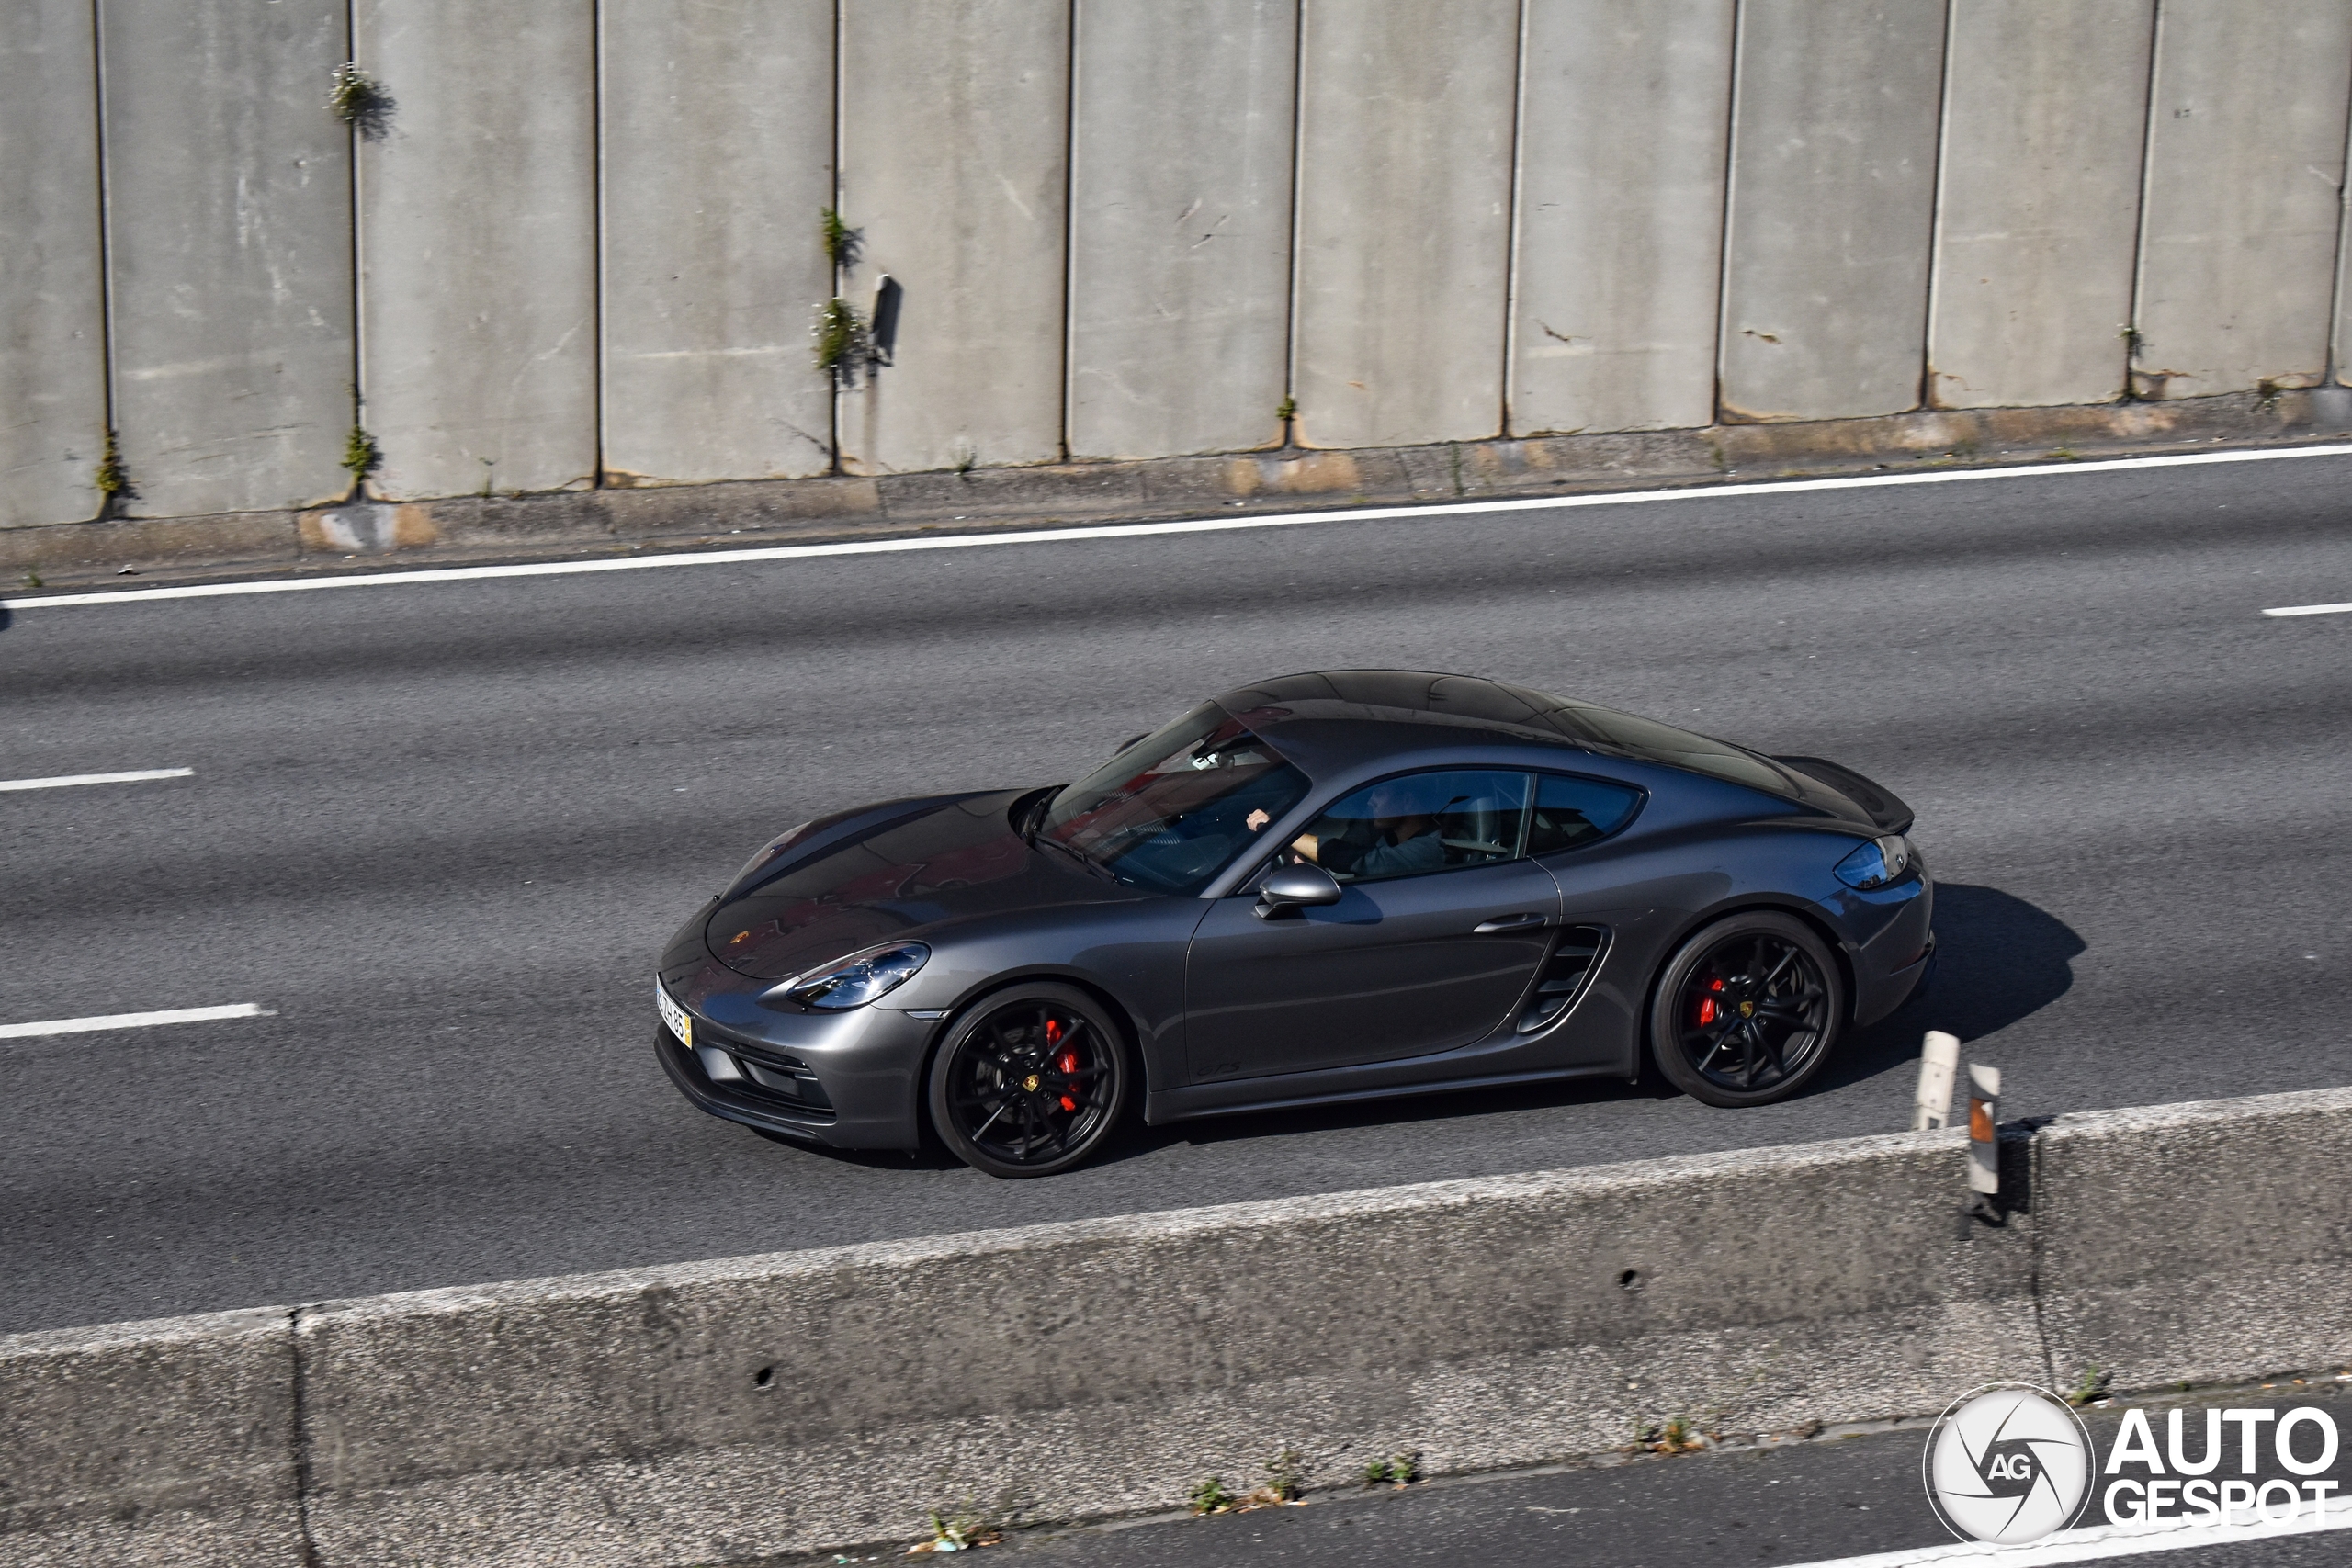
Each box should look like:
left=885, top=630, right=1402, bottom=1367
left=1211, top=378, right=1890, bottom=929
left=1526, top=773, right=1643, bottom=855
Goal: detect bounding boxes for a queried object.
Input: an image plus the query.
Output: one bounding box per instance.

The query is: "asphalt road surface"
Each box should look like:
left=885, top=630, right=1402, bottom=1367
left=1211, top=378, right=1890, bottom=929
left=929, top=1387, right=2352, bottom=1568
left=3, top=450, right=2348, bottom=1333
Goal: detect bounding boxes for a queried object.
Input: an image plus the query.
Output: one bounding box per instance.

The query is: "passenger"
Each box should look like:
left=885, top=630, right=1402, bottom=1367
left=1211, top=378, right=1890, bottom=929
left=1292, top=778, right=1443, bottom=880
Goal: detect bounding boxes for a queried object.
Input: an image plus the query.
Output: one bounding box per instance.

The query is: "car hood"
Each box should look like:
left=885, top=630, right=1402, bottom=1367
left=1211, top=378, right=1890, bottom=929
left=702, top=788, right=1135, bottom=981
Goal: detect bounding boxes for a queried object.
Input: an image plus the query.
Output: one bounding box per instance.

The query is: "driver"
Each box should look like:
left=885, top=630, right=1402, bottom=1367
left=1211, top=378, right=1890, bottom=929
left=1289, top=777, right=1442, bottom=880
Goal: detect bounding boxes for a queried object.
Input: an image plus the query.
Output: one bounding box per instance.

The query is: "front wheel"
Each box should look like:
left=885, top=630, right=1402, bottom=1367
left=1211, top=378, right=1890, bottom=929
left=927, top=983, right=1131, bottom=1178
left=1648, top=912, right=1844, bottom=1108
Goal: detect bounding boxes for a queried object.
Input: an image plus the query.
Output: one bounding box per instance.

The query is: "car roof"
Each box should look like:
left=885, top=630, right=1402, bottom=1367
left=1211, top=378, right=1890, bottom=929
left=1212, top=669, right=1606, bottom=776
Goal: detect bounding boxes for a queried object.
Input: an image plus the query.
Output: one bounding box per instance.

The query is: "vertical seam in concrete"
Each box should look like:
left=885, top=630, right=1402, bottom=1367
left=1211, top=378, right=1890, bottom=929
left=1711, top=0, right=1747, bottom=426
left=2123, top=0, right=2165, bottom=395
left=345, top=0, right=365, bottom=501
left=1058, top=0, right=1079, bottom=464
left=87, top=0, right=118, bottom=521
left=591, top=0, right=606, bottom=487
left=830, top=0, right=845, bottom=474
left=1282, top=0, right=1307, bottom=445
left=289, top=1306, right=321, bottom=1567
left=1920, top=0, right=1961, bottom=412
left=2325, top=41, right=2352, bottom=386
left=1498, top=0, right=1531, bottom=440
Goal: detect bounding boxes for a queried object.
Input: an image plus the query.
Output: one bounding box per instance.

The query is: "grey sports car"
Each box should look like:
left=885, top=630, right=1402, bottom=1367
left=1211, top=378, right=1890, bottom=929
left=655, top=670, right=1931, bottom=1177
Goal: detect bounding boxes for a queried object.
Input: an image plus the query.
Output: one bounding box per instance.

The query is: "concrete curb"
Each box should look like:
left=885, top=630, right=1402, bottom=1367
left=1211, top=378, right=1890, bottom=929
left=8, top=389, right=2352, bottom=588
left=5, top=1086, right=2348, bottom=1566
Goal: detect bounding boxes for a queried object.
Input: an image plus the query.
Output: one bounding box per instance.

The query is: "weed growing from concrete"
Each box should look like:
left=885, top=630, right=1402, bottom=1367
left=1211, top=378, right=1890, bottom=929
left=2045, top=447, right=2080, bottom=461
left=327, top=63, right=393, bottom=140
left=1629, top=1415, right=1707, bottom=1454
left=1275, top=395, right=1297, bottom=425
left=907, top=1506, right=1003, bottom=1553
left=951, top=444, right=978, bottom=477
left=1263, top=1448, right=1306, bottom=1502
left=92, top=431, right=129, bottom=502
left=342, top=424, right=381, bottom=487
left=20, top=570, right=42, bottom=591
left=1188, top=1475, right=1236, bottom=1515
left=2256, top=378, right=2284, bottom=412
left=1362, top=1450, right=1420, bottom=1488
left=812, top=298, right=870, bottom=385
left=2067, top=1365, right=2112, bottom=1406
left=820, top=207, right=860, bottom=271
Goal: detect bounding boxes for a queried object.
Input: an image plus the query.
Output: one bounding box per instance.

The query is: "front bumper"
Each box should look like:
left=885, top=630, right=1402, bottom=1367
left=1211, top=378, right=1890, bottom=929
left=654, top=987, right=936, bottom=1150
left=1851, top=871, right=1936, bottom=1026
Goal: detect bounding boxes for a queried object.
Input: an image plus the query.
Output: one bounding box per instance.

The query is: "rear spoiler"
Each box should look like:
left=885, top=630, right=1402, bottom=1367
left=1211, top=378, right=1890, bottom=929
left=1771, top=755, right=1915, bottom=836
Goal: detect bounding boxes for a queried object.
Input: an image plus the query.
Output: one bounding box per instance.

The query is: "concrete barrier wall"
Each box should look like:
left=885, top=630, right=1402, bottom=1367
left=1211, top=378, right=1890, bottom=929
left=1719, top=0, right=1951, bottom=422
left=101, top=0, right=354, bottom=520
left=836, top=0, right=1070, bottom=476
left=0, top=0, right=107, bottom=532
left=1928, top=0, right=2153, bottom=410
left=8, top=1086, right=2349, bottom=1567
left=1067, top=0, right=1298, bottom=460
left=599, top=0, right=836, bottom=487
left=1292, top=0, right=1521, bottom=450
left=17, top=1, right=2352, bottom=532
left=2132, top=0, right=2352, bottom=400
left=355, top=0, right=598, bottom=500
left=1510, top=0, right=1735, bottom=437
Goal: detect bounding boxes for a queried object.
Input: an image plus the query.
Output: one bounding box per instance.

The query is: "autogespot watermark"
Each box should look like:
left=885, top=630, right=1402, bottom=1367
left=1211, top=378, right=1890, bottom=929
left=1923, top=1383, right=2094, bottom=1543
left=1923, top=1382, right=2346, bottom=1544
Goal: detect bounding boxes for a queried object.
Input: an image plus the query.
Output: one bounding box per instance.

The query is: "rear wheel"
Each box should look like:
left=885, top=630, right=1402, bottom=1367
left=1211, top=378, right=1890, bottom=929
left=927, top=983, right=1130, bottom=1178
left=1649, top=912, right=1843, bottom=1107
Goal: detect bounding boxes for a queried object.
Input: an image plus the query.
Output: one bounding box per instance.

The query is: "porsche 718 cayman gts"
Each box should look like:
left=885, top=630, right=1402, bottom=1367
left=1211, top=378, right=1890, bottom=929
left=656, top=671, right=1931, bottom=1177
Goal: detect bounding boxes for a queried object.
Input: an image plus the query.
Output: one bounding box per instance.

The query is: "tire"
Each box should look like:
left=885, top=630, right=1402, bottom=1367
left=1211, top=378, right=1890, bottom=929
left=1648, top=911, right=1844, bottom=1108
left=926, top=983, right=1132, bottom=1178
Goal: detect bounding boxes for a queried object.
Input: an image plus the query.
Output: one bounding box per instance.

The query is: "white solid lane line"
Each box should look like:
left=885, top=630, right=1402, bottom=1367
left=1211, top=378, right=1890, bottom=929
left=6, top=441, right=2351, bottom=611
left=0, top=766, right=194, bottom=793
left=2263, top=601, right=2352, bottom=616
left=0, top=1003, right=275, bottom=1041
left=1780, top=1495, right=2352, bottom=1567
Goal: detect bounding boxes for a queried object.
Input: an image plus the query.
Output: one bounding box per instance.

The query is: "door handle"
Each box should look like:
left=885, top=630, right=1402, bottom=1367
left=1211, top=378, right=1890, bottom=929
left=1473, top=912, right=1548, bottom=934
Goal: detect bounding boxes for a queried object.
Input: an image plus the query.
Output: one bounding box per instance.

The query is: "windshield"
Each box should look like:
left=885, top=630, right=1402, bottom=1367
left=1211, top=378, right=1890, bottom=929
left=1039, top=703, right=1309, bottom=894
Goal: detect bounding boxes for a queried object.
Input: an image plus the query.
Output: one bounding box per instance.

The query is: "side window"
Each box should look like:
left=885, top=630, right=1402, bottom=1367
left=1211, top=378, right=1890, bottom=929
left=1525, top=773, right=1642, bottom=856
left=1285, top=770, right=1531, bottom=885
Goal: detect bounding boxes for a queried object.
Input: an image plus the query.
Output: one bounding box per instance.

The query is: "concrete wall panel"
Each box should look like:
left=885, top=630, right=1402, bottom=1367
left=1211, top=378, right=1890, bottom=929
left=600, top=0, right=835, bottom=486
left=102, top=0, right=353, bottom=519
left=0, top=2, right=107, bottom=531
left=837, top=1, right=1070, bottom=475
left=1068, top=0, right=1297, bottom=459
left=1719, top=0, right=1950, bottom=422
left=1929, top=0, right=2153, bottom=410
left=2132, top=0, right=2352, bottom=400
left=355, top=0, right=596, bottom=499
left=1293, top=0, right=1521, bottom=450
left=1510, top=0, right=1735, bottom=436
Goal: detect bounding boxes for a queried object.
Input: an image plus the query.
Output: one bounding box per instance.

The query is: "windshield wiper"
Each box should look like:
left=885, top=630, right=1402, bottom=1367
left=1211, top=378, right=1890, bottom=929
left=1031, top=831, right=1114, bottom=882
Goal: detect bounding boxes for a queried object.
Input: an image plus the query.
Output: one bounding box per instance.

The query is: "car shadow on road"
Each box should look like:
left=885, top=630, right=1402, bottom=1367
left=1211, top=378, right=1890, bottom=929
left=1810, top=880, right=2085, bottom=1096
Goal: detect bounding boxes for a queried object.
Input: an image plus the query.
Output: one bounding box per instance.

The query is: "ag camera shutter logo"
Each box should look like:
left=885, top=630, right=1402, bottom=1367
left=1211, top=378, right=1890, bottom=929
left=1923, top=1382, right=2094, bottom=1543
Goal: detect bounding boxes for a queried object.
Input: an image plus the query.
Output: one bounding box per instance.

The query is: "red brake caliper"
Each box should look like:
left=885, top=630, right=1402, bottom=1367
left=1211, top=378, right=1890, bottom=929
left=1697, top=976, right=1724, bottom=1026
left=1044, top=1018, right=1080, bottom=1112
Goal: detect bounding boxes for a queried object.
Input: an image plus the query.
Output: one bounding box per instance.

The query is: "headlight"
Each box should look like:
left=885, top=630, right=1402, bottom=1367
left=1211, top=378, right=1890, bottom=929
left=728, top=821, right=812, bottom=891
left=1834, top=834, right=1916, bottom=891
left=776, top=942, right=930, bottom=1010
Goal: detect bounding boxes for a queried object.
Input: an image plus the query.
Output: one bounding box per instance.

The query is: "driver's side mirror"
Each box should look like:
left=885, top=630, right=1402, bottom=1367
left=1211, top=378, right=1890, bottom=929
left=1254, top=863, right=1342, bottom=919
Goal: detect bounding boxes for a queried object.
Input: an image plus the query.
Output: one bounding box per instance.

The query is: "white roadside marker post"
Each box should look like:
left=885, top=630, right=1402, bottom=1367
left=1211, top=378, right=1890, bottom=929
left=1912, top=1031, right=1960, bottom=1131
left=1966, top=1062, right=2002, bottom=1221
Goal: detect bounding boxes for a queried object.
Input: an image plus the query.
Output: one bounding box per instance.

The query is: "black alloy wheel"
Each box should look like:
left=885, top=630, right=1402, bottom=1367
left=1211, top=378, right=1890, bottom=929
left=927, top=983, right=1131, bottom=1178
left=1649, top=911, right=1844, bottom=1108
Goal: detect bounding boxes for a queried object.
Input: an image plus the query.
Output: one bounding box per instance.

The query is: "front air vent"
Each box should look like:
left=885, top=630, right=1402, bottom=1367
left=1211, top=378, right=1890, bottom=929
left=1515, top=925, right=1609, bottom=1033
